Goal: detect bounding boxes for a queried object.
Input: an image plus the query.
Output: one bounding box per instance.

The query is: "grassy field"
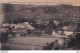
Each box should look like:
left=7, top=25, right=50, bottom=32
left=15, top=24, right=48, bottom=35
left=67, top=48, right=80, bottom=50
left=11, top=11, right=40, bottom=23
left=4, top=35, right=59, bottom=50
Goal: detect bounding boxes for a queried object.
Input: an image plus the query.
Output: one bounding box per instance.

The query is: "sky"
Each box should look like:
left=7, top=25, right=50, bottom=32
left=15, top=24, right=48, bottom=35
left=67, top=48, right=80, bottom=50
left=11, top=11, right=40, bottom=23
left=0, top=0, right=80, bottom=6
left=0, top=5, right=4, bottom=25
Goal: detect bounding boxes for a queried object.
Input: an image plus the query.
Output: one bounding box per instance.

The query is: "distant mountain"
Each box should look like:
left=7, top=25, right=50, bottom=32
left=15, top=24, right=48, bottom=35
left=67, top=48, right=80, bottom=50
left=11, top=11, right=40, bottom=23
left=3, top=4, right=80, bottom=23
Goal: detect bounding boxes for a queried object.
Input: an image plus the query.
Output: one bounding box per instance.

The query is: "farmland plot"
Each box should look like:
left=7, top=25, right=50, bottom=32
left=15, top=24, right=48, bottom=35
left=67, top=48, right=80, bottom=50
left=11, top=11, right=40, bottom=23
left=5, top=35, right=58, bottom=50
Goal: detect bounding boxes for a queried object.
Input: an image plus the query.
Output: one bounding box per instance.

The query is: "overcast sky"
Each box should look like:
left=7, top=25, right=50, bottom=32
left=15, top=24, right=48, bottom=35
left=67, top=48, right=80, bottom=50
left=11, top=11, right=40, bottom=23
left=0, top=4, right=4, bottom=25
left=0, top=0, right=80, bottom=6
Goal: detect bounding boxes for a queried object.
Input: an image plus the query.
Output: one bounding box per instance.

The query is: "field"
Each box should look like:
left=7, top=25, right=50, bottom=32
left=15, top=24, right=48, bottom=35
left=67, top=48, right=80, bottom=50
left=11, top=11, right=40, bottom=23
left=3, top=35, right=59, bottom=50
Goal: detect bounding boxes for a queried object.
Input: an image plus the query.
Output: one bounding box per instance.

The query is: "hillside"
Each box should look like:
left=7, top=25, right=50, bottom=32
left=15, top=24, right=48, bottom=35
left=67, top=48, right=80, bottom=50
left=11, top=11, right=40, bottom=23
left=3, top=4, right=80, bottom=23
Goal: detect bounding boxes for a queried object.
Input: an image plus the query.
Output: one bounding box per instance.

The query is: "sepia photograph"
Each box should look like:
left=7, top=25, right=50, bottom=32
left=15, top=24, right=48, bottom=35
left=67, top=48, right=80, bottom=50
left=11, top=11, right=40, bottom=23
left=0, top=3, right=80, bottom=50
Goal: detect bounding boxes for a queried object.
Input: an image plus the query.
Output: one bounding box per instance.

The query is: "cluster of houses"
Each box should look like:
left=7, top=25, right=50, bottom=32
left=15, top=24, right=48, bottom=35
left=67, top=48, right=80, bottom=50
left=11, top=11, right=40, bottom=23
left=2, top=19, right=77, bottom=37
left=52, top=21, right=77, bottom=38
left=2, top=22, right=35, bottom=30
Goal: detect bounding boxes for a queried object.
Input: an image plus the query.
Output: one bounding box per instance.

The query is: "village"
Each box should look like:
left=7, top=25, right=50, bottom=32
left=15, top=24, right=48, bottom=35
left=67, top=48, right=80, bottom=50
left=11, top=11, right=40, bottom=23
left=2, top=18, right=76, bottom=37
left=1, top=18, right=79, bottom=50
left=1, top=4, right=80, bottom=50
